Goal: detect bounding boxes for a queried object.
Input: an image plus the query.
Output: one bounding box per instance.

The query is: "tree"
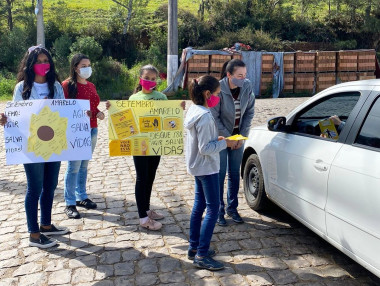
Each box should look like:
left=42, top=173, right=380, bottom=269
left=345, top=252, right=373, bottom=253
left=0, top=0, right=15, bottom=31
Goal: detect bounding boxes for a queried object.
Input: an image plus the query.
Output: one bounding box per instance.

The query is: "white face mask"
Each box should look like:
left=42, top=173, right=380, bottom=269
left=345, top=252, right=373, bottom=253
left=78, top=67, right=92, bottom=79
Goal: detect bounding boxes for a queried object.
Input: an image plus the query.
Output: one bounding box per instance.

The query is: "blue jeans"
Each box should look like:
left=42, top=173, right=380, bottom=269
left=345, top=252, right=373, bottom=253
left=24, top=161, right=61, bottom=233
left=189, top=173, right=220, bottom=257
left=219, top=145, right=244, bottom=215
left=64, top=128, right=98, bottom=206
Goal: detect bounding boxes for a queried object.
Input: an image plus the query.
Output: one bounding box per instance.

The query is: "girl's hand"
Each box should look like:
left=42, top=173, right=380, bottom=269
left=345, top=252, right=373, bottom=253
left=86, top=110, right=92, bottom=117
left=218, top=136, right=225, bottom=141
left=235, top=140, right=244, bottom=149
left=180, top=101, right=186, bottom=110
left=0, top=113, right=7, bottom=126
left=225, top=139, right=237, bottom=148
left=105, top=100, right=111, bottom=110
left=96, top=111, right=105, bottom=120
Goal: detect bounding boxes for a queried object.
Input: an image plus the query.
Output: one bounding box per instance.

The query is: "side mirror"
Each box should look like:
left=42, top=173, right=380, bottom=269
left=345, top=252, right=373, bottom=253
left=268, top=116, right=287, bottom=132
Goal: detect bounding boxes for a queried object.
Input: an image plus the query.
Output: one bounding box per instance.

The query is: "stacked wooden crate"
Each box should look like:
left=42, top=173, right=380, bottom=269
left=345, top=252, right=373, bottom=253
left=357, top=49, right=376, bottom=80
left=260, top=54, right=274, bottom=96
left=295, top=52, right=316, bottom=93
left=337, top=50, right=358, bottom=83
left=283, top=53, right=295, bottom=93
left=186, top=55, right=209, bottom=87
left=316, top=51, right=336, bottom=92
left=209, top=54, right=232, bottom=80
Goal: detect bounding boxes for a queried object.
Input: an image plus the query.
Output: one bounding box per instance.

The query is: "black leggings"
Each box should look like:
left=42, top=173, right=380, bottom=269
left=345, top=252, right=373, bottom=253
left=133, top=156, right=161, bottom=218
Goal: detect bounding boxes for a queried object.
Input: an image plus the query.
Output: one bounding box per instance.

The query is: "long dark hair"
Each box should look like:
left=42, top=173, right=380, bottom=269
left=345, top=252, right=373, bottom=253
left=134, top=64, right=159, bottom=93
left=67, top=54, right=90, bottom=99
left=17, top=47, right=60, bottom=100
left=220, top=59, right=246, bottom=79
left=189, top=75, right=220, bottom=106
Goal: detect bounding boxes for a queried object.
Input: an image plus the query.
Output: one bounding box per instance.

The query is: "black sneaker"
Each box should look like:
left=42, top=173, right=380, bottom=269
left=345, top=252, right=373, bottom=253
left=188, top=248, right=216, bottom=260
left=29, top=233, right=57, bottom=249
left=40, top=224, right=69, bottom=235
left=65, top=205, right=81, bottom=219
left=76, top=198, right=97, bottom=209
left=227, top=211, right=244, bottom=223
left=193, top=256, right=225, bottom=271
left=217, top=215, right=227, bottom=226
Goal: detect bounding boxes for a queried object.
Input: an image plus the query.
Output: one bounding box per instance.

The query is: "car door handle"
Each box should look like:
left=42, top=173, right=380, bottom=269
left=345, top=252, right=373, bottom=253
left=314, top=160, right=328, bottom=171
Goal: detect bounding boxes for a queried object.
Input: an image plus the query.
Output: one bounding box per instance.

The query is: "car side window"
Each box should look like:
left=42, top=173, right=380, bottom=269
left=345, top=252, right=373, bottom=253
left=355, top=96, right=380, bottom=149
left=293, top=92, right=361, bottom=138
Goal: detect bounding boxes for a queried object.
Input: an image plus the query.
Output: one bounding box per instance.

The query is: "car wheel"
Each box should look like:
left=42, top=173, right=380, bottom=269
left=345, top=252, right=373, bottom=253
left=243, top=154, right=268, bottom=211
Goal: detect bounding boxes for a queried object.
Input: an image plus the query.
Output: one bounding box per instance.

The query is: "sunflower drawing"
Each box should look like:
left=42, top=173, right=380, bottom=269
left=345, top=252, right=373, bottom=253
left=28, top=106, right=68, bottom=160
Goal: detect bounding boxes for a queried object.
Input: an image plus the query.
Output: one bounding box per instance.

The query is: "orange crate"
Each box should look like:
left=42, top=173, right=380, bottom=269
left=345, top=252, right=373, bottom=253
left=338, top=50, right=357, bottom=72
left=284, top=53, right=295, bottom=73
left=295, top=52, right=316, bottom=73
left=210, top=55, right=232, bottom=72
left=260, top=73, right=273, bottom=95
left=186, top=72, right=208, bottom=88
left=295, top=73, right=315, bottom=93
left=187, top=55, right=210, bottom=72
left=337, top=72, right=357, bottom=83
left=316, top=72, right=336, bottom=92
left=358, top=50, right=376, bottom=71
left=232, top=54, right=242, bottom=60
left=358, top=71, right=376, bottom=80
left=262, top=54, right=274, bottom=73
left=283, top=73, right=294, bottom=93
left=209, top=72, right=221, bottom=80
left=316, top=51, right=336, bottom=72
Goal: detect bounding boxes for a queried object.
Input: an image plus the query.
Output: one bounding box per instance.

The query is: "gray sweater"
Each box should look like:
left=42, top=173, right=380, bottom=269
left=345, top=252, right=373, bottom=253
left=210, top=77, right=255, bottom=137
left=184, top=104, right=227, bottom=176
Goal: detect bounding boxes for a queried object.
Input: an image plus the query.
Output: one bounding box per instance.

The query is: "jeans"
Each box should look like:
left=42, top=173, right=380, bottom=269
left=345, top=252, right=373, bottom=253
left=24, top=161, right=61, bottom=233
left=64, top=128, right=98, bottom=206
left=189, top=173, right=220, bottom=257
left=133, top=155, right=161, bottom=218
left=219, top=145, right=244, bottom=215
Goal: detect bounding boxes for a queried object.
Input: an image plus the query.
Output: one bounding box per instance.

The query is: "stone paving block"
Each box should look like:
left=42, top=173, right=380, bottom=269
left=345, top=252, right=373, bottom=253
left=48, top=269, right=72, bottom=285
left=69, top=255, right=97, bottom=268
left=114, top=276, right=135, bottom=286
left=99, top=251, right=121, bottom=264
left=246, top=272, right=274, bottom=285
left=260, top=257, right=288, bottom=270
left=95, top=264, right=114, bottom=280
left=0, top=278, right=18, bottom=286
left=12, top=262, right=42, bottom=277
left=45, top=260, right=66, bottom=272
left=234, top=259, right=263, bottom=274
left=18, top=272, right=47, bottom=286
left=137, top=258, right=158, bottom=273
left=238, top=238, right=262, bottom=250
left=122, top=248, right=141, bottom=261
left=0, top=249, right=18, bottom=261
left=217, top=241, right=241, bottom=253
left=136, top=273, right=158, bottom=286
left=159, top=271, right=186, bottom=283
left=219, top=274, right=249, bottom=286
left=114, top=262, right=134, bottom=276
left=71, top=268, right=95, bottom=284
left=267, top=269, right=298, bottom=285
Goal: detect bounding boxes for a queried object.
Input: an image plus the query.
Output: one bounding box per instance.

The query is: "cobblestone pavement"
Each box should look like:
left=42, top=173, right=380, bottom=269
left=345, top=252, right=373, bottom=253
left=0, top=98, right=379, bottom=286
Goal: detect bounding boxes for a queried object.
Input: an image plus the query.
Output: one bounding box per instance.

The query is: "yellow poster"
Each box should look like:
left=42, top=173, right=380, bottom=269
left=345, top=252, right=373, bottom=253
left=108, top=100, right=184, bottom=156
left=319, top=119, right=339, bottom=140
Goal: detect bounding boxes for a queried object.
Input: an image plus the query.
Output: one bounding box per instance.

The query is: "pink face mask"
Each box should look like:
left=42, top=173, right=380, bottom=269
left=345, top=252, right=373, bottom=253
left=33, top=63, right=50, bottom=76
left=140, top=78, right=157, bottom=91
left=207, top=95, right=220, bottom=108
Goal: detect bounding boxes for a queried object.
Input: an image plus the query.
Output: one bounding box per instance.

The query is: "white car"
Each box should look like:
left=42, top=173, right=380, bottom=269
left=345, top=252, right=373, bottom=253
left=241, top=79, right=380, bottom=278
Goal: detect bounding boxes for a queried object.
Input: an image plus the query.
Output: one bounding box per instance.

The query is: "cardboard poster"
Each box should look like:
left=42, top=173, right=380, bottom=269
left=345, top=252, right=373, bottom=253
left=319, top=119, right=339, bottom=140
left=4, top=99, right=92, bottom=165
left=108, top=100, right=184, bottom=156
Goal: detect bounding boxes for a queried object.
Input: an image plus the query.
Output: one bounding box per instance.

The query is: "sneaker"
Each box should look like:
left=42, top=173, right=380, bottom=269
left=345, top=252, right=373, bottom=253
left=193, top=256, right=225, bottom=271
left=40, top=224, right=69, bottom=235
left=140, top=218, right=162, bottom=230
left=187, top=248, right=216, bottom=260
left=76, top=198, right=97, bottom=209
left=147, top=210, right=164, bottom=220
left=29, top=233, right=57, bottom=249
left=217, top=215, right=227, bottom=226
left=65, top=205, right=81, bottom=219
left=227, top=211, right=244, bottom=224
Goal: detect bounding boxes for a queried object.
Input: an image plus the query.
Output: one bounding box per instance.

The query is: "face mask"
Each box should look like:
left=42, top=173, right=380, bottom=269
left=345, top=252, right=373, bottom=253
left=33, top=63, right=50, bottom=76
left=140, top=78, right=157, bottom=90
left=207, top=95, right=220, bottom=108
left=231, top=77, right=245, bottom=88
left=78, top=67, right=92, bottom=79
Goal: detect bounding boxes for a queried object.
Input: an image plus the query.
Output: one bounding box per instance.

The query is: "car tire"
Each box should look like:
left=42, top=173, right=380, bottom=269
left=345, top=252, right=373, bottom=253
left=243, top=154, right=269, bottom=211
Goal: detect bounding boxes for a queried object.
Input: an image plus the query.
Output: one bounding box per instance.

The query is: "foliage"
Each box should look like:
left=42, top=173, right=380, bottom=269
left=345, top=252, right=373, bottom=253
left=70, top=36, right=103, bottom=61
left=0, top=72, right=16, bottom=101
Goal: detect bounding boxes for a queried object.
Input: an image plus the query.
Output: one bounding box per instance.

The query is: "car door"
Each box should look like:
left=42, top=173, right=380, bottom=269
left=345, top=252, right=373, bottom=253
left=266, top=92, right=361, bottom=236
left=326, top=92, right=380, bottom=276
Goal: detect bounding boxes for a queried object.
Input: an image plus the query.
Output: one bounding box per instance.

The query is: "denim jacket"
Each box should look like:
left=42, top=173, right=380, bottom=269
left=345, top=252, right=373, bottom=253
left=210, top=77, right=255, bottom=137
left=13, top=81, right=64, bottom=102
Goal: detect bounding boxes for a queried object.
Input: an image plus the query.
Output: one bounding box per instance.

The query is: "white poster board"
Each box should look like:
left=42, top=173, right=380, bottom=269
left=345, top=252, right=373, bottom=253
left=4, top=99, right=92, bottom=165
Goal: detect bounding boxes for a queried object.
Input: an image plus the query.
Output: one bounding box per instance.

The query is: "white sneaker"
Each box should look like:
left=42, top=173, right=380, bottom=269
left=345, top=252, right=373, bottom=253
left=147, top=210, right=164, bottom=220
left=140, top=218, right=162, bottom=230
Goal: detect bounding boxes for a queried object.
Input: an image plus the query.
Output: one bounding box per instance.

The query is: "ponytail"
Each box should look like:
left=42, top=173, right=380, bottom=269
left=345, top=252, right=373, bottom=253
left=189, top=75, right=220, bottom=106
left=220, top=59, right=246, bottom=80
